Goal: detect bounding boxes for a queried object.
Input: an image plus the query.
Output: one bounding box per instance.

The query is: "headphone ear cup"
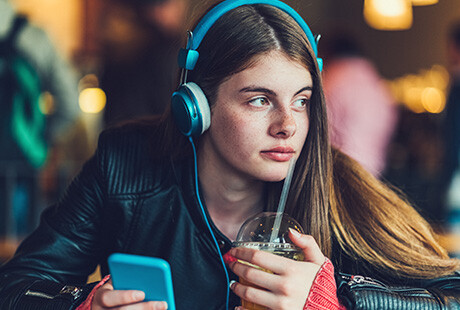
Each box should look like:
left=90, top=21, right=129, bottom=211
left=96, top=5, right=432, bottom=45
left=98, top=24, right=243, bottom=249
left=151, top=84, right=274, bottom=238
left=171, top=82, right=211, bottom=137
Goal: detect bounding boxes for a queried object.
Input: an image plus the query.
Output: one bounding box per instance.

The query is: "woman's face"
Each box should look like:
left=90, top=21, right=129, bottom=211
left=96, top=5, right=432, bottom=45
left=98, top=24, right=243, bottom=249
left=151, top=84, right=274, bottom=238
left=200, top=50, right=312, bottom=183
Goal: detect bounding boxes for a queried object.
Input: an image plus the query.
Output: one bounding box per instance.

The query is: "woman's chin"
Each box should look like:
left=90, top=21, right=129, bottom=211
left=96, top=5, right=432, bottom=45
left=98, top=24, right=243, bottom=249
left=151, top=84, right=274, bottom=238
left=259, top=173, right=289, bottom=183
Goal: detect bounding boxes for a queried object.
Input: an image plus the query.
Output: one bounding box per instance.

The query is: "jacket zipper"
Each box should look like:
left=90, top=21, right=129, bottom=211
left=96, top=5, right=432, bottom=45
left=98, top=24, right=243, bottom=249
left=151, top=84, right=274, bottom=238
left=347, top=275, right=386, bottom=286
left=341, top=274, right=386, bottom=286
left=24, top=290, right=55, bottom=300
left=340, top=274, right=434, bottom=296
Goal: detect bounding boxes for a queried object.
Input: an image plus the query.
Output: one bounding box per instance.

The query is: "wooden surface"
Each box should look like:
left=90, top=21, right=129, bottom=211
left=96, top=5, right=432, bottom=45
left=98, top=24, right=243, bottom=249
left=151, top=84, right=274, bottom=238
left=0, top=238, right=19, bottom=263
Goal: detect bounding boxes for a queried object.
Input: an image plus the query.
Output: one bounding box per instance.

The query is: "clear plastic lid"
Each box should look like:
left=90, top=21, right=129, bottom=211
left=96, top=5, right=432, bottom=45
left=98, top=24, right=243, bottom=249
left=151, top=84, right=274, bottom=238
left=233, top=212, right=304, bottom=247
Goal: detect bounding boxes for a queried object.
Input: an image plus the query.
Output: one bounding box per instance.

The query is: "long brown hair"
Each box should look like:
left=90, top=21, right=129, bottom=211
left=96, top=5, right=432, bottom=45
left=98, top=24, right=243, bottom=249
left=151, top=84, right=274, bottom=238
left=159, top=2, right=459, bottom=279
left=330, top=149, right=459, bottom=278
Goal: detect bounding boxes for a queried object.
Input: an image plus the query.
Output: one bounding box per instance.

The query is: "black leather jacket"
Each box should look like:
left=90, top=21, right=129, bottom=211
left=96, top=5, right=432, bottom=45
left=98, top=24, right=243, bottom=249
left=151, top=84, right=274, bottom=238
left=0, top=123, right=459, bottom=310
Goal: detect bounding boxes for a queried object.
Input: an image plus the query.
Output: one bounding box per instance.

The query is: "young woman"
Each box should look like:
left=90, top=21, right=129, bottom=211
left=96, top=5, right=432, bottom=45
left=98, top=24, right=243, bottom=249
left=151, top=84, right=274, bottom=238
left=0, top=1, right=459, bottom=309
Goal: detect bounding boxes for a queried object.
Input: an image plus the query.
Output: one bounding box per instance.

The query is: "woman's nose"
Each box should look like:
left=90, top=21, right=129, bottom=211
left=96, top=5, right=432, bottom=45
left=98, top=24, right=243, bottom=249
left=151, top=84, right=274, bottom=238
left=269, top=107, right=296, bottom=138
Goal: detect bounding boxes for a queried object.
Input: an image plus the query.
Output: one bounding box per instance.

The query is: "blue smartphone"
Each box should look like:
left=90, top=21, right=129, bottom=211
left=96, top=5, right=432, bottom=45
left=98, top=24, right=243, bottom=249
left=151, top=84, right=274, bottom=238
left=108, top=253, right=176, bottom=310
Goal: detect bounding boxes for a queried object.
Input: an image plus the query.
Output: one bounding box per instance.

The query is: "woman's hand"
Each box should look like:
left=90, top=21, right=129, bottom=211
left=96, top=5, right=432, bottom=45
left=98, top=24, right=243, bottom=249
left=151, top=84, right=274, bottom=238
left=91, top=280, right=168, bottom=310
left=228, top=229, right=326, bottom=310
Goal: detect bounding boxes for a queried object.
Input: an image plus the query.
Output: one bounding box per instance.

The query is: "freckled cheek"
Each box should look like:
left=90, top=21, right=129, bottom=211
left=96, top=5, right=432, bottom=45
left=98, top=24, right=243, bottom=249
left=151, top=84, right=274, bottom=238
left=218, top=114, right=260, bottom=157
left=300, top=122, right=309, bottom=139
left=295, top=117, right=310, bottom=148
left=297, top=116, right=310, bottom=135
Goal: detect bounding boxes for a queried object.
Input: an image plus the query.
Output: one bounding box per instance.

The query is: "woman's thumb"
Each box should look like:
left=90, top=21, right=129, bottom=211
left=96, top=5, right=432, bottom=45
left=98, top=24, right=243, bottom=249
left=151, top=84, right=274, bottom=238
left=289, top=228, right=325, bottom=265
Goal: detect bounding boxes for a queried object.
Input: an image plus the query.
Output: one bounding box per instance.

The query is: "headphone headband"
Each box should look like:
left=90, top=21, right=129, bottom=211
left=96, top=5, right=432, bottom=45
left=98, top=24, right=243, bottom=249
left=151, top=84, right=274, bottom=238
left=172, top=0, right=323, bottom=138
left=178, top=0, right=322, bottom=71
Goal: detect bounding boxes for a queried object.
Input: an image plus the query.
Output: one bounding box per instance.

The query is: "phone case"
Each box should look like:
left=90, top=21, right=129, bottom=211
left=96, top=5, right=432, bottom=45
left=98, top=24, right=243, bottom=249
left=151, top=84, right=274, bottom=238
left=108, top=253, right=176, bottom=310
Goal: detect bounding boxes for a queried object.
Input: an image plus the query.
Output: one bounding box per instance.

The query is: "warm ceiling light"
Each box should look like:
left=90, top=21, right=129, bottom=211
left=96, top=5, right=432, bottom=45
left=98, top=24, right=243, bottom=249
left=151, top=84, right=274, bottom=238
left=412, top=0, right=438, bottom=6
left=79, top=88, right=107, bottom=114
left=364, top=0, right=413, bottom=30
left=421, top=87, right=445, bottom=113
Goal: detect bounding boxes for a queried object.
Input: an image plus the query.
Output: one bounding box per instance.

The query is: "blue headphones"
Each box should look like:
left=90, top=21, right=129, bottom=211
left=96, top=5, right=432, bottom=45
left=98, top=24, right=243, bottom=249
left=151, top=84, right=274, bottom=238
left=171, top=0, right=322, bottom=137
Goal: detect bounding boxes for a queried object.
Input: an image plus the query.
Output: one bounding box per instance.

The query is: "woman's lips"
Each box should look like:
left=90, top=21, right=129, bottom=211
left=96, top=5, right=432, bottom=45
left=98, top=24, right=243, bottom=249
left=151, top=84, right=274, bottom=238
left=261, top=147, right=295, bottom=162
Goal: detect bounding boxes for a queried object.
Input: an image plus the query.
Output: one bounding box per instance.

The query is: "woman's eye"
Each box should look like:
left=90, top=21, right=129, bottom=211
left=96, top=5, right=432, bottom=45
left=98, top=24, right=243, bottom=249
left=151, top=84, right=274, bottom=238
left=293, top=98, right=309, bottom=108
left=249, top=97, right=269, bottom=107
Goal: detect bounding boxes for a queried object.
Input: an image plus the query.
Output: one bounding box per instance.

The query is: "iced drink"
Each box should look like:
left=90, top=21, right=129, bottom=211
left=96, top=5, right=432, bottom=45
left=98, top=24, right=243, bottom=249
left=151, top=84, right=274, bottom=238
left=233, top=212, right=304, bottom=310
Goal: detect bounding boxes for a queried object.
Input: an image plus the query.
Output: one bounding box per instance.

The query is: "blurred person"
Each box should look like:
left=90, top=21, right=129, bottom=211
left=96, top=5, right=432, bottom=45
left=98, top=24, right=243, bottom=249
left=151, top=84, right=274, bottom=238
left=322, top=33, right=398, bottom=177
left=384, top=109, right=447, bottom=226
left=0, top=1, right=459, bottom=309
left=99, top=0, right=187, bottom=128
left=0, top=0, right=80, bottom=238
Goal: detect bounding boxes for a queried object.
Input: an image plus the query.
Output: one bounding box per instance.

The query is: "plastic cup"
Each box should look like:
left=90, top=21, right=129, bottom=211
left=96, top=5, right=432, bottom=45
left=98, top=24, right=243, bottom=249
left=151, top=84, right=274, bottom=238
left=232, top=212, right=305, bottom=310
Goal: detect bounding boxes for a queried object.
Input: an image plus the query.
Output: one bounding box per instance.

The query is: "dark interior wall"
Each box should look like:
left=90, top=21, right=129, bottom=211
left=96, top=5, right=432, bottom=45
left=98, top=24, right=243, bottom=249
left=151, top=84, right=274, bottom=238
left=184, top=0, right=325, bottom=41
left=187, top=0, right=460, bottom=79
left=297, top=0, right=460, bottom=79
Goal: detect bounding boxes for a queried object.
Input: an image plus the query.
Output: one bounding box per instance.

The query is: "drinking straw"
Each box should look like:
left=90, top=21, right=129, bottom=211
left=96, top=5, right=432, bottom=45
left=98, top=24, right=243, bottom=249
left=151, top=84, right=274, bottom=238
left=270, top=157, right=297, bottom=243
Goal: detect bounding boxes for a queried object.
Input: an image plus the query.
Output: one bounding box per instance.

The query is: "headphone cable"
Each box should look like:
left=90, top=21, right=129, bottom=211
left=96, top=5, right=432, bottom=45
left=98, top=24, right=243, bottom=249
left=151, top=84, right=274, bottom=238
left=188, top=136, right=231, bottom=310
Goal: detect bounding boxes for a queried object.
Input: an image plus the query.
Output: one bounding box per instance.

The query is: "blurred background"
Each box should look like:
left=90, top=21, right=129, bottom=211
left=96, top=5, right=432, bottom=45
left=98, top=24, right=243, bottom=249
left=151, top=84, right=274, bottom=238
left=1, top=0, right=460, bottom=262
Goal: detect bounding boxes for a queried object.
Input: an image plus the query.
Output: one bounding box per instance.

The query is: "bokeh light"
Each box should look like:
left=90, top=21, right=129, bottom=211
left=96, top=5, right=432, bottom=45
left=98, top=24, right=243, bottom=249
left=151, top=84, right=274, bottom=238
left=79, top=88, right=106, bottom=114
left=364, top=0, right=413, bottom=30
left=387, top=65, right=449, bottom=114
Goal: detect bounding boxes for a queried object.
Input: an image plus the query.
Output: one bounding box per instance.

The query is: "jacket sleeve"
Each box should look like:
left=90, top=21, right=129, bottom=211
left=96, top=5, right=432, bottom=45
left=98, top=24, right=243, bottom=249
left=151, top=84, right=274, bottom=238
left=0, top=134, right=109, bottom=309
left=336, top=272, right=460, bottom=309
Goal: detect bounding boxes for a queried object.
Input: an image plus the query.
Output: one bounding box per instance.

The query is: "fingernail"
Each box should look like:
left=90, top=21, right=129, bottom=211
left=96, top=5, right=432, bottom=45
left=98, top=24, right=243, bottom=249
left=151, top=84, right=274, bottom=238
left=229, top=280, right=237, bottom=290
left=289, top=228, right=301, bottom=237
left=223, top=252, right=237, bottom=264
left=153, top=301, right=168, bottom=310
left=133, top=290, right=145, bottom=300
